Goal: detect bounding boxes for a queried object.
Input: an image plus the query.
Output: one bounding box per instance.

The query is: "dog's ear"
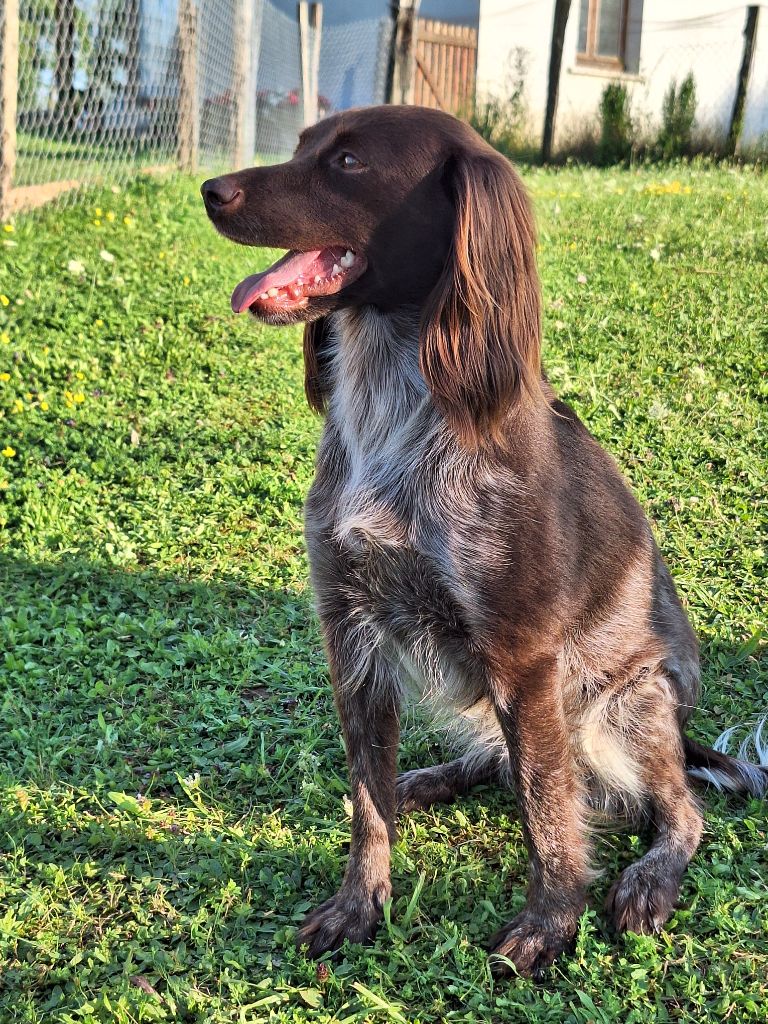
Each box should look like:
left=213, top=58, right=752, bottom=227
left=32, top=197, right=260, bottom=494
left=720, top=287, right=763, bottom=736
left=303, top=316, right=332, bottom=413
left=420, top=149, right=542, bottom=447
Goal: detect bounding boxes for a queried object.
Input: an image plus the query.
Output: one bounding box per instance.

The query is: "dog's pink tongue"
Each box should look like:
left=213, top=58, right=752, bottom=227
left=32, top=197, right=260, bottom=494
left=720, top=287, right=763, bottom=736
left=231, top=249, right=337, bottom=312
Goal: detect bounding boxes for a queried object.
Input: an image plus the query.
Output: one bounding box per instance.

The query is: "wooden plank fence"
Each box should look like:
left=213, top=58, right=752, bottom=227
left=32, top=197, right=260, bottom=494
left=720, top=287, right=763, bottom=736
left=413, top=17, right=477, bottom=116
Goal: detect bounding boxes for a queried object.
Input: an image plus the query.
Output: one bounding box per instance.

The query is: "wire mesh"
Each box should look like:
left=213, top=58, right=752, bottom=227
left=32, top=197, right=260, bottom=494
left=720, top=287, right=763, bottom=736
left=4, top=1, right=765, bottom=218
left=2, top=0, right=394, bottom=214
left=635, top=7, right=768, bottom=153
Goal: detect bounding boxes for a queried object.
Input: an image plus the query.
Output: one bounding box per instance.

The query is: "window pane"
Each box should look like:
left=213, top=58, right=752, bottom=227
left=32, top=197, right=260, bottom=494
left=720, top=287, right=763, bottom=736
left=577, top=0, right=589, bottom=53
left=597, top=0, right=624, bottom=58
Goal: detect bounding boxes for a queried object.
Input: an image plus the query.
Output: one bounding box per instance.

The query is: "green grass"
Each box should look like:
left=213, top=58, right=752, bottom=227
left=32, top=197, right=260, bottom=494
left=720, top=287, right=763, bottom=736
left=0, top=164, right=766, bottom=1023
left=13, top=133, right=178, bottom=189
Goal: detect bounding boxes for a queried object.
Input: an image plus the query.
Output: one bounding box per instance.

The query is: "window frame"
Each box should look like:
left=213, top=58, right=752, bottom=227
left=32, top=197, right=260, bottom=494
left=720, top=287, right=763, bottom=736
left=576, top=0, right=630, bottom=71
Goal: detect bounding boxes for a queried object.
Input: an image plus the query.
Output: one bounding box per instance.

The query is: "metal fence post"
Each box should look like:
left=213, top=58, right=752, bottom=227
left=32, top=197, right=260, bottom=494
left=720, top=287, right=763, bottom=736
left=542, top=0, right=572, bottom=163
left=178, top=0, right=200, bottom=173
left=727, top=5, right=759, bottom=155
left=0, top=0, right=19, bottom=219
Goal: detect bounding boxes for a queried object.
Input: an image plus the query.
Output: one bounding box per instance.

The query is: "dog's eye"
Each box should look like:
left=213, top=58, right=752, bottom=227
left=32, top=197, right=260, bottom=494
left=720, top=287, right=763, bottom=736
left=339, top=152, right=362, bottom=170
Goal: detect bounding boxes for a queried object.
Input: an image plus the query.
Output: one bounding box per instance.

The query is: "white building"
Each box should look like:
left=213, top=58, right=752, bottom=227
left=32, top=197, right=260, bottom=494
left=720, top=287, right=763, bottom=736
left=477, top=1, right=768, bottom=151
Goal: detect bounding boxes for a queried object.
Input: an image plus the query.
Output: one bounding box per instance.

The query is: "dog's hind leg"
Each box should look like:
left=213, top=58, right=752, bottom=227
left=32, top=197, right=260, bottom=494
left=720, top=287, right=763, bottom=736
left=585, top=670, right=704, bottom=934
left=396, top=756, right=498, bottom=812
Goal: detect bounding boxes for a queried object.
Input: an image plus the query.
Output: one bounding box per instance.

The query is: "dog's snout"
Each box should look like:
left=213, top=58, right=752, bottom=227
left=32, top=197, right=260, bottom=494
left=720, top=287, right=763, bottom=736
left=201, top=177, right=243, bottom=212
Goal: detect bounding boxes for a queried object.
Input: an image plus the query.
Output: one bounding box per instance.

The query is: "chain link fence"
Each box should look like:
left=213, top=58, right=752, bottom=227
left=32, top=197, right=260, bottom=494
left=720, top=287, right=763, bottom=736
left=3, top=2, right=764, bottom=220
left=0, top=0, right=394, bottom=216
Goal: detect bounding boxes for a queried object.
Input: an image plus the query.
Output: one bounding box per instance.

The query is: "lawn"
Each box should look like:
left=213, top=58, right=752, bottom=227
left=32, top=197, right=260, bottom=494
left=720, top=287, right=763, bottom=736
left=13, top=134, right=177, bottom=189
left=0, top=164, right=766, bottom=1023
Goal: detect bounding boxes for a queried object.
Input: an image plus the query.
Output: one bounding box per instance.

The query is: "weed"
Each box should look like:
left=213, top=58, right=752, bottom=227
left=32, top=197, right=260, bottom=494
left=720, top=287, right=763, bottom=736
left=598, top=83, right=634, bottom=165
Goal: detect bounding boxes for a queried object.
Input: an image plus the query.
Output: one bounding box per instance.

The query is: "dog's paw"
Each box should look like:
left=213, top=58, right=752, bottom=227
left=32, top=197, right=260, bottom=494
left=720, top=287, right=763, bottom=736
left=487, top=909, right=578, bottom=979
left=296, top=886, right=388, bottom=958
left=396, top=767, right=456, bottom=813
left=606, top=861, right=680, bottom=935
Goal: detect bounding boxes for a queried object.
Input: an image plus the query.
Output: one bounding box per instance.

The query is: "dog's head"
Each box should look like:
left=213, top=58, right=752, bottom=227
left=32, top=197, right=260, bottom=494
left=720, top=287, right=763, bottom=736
left=202, top=105, right=541, bottom=445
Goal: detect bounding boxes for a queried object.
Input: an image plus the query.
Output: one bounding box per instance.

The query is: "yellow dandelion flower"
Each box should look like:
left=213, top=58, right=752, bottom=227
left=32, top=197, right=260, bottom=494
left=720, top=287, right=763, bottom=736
left=25, top=392, right=33, bottom=401
left=183, top=276, right=190, bottom=286
left=0, top=295, right=9, bottom=306
left=73, top=392, right=85, bottom=403
left=94, top=219, right=102, bottom=227
left=95, top=319, right=104, bottom=327
left=106, top=211, right=116, bottom=222
left=0, top=332, right=9, bottom=344
left=1, top=446, right=15, bottom=458
left=3, top=224, right=13, bottom=233
left=95, top=208, right=103, bottom=217
left=0, top=372, right=9, bottom=382
left=158, top=251, right=166, bottom=259
left=40, top=400, right=49, bottom=411
left=123, top=216, right=133, bottom=226
left=0, top=479, right=8, bottom=488
left=42, top=346, right=49, bottom=355
left=75, top=371, right=85, bottom=380
left=12, top=399, right=23, bottom=413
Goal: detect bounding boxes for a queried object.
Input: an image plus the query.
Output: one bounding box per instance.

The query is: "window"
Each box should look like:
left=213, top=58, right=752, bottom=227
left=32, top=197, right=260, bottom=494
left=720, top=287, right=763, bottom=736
left=577, top=0, right=629, bottom=69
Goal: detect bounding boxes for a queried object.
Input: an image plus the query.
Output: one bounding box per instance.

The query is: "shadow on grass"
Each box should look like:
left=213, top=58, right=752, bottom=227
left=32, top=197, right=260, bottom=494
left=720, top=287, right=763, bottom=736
left=0, top=551, right=763, bottom=907
left=1, top=550, right=766, bottom=1020
left=1, top=549, right=763, bottom=801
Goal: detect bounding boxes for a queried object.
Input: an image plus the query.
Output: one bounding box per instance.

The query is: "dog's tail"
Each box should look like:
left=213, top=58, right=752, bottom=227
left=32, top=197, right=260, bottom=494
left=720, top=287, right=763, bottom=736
left=685, top=718, right=768, bottom=798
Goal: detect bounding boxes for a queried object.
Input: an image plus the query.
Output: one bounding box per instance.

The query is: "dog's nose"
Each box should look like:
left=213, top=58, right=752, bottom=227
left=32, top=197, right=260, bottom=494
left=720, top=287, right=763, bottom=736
left=201, top=177, right=243, bottom=211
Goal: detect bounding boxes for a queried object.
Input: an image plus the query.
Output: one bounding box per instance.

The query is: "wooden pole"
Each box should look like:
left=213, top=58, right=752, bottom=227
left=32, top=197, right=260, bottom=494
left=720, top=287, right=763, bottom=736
left=542, top=0, right=571, bottom=163
left=232, top=0, right=260, bottom=166
left=178, top=0, right=199, bottom=173
left=309, top=3, right=323, bottom=122
left=727, top=5, right=759, bottom=155
left=298, top=1, right=311, bottom=127
left=298, top=2, right=323, bottom=128
left=0, top=0, right=19, bottom=219
left=386, top=0, right=421, bottom=105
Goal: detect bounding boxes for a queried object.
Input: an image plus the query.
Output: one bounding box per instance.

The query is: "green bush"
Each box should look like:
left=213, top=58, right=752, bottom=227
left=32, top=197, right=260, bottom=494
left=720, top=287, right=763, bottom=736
left=598, top=83, right=634, bottom=164
left=657, top=73, right=697, bottom=158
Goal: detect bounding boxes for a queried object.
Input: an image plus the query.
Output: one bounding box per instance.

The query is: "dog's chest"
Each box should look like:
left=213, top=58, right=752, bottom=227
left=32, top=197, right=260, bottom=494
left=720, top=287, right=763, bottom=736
left=306, top=309, right=487, bottom=702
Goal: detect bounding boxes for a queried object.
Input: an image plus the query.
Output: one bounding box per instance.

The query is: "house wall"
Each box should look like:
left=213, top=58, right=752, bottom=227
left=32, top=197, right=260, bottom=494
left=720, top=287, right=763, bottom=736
left=477, top=0, right=768, bottom=150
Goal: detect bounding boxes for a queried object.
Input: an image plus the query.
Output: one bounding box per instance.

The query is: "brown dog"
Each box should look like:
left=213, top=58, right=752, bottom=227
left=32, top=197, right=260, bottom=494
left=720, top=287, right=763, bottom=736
left=202, top=105, right=767, bottom=977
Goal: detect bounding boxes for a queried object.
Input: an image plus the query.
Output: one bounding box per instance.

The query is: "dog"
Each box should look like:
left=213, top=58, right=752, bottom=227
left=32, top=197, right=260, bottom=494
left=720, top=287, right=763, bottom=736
left=202, top=105, right=767, bottom=977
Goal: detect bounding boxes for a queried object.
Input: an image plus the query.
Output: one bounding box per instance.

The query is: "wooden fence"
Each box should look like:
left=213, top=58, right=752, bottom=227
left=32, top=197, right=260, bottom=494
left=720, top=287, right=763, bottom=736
left=413, top=17, right=477, bottom=117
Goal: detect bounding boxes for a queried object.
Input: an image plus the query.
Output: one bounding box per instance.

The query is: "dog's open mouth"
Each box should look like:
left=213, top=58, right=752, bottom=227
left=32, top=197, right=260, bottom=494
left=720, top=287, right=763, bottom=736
left=231, top=246, right=367, bottom=314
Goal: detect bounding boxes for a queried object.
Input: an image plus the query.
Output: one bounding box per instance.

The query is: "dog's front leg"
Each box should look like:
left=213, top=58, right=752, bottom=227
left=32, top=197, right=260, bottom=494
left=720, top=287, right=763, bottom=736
left=296, top=615, right=399, bottom=958
left=488, top=655, right=591, bottom=978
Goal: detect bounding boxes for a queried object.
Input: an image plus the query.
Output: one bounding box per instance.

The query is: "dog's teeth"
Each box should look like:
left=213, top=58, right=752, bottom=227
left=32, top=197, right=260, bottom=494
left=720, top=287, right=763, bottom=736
left=332, top=264, right=341, bottom=276
left=267, top=287, right=279, bottom=297
left=314, top=275, right=322, bottom=284
left=340, top=253, right=354, bottom=269
left=296, top=276, right=304, bottom=285
left=259, top=292, right=268, bottom=300
left=290, top=285, right=302, bottom=298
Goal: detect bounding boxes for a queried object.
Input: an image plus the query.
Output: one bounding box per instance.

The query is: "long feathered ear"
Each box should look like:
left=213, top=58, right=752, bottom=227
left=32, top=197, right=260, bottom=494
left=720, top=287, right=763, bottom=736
left=420, top=149, right=542, bottom=447
left=303, top=316, right=332, bottom=413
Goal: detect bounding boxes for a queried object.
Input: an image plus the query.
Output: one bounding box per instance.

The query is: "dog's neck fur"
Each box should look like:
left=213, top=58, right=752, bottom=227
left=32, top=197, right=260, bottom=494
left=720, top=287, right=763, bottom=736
left=323, top=305, right=550, bottom=473
left=326, top=306, right=432, bottom=455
